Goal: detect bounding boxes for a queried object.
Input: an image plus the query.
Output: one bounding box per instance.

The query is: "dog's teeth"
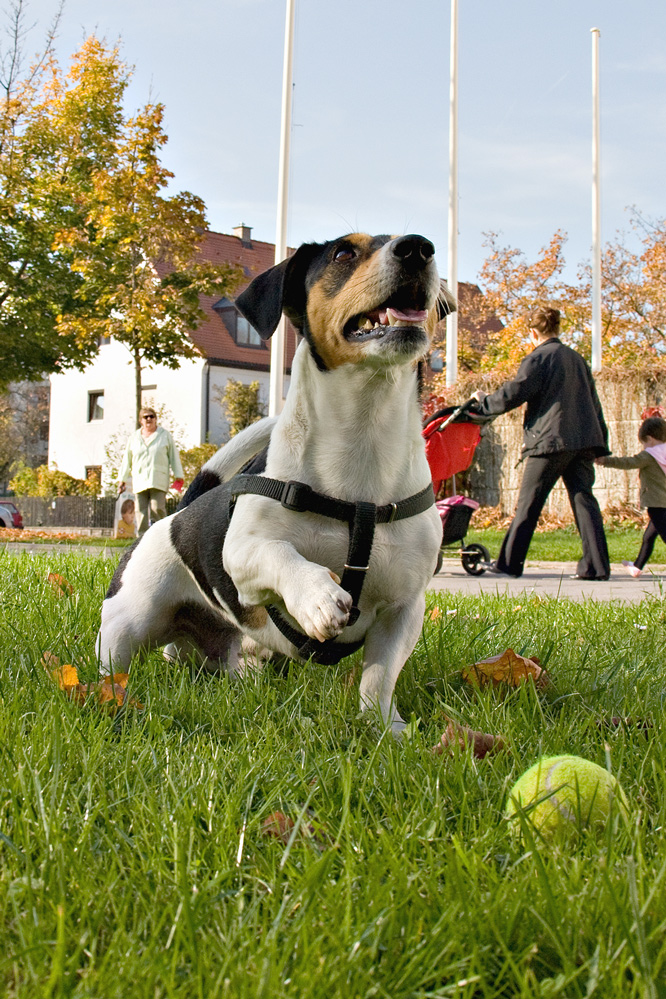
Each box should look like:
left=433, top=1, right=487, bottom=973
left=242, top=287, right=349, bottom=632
left=359, top=318, right=373, bottom=331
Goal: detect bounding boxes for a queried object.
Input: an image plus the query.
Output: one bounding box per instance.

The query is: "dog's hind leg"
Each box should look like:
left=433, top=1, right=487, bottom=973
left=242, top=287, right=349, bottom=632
left=165, top=604, right=243, bottom=676
left=358, top=596, right=427, bottom=737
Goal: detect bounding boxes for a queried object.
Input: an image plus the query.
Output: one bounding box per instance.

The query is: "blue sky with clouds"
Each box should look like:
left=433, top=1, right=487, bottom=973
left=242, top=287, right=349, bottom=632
left=26, top=0, right=666, bottom=284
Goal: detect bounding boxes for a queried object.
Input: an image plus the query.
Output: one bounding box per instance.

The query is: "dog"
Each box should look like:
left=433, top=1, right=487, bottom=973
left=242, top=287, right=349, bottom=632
left=97, top=232, right=455, bottom=735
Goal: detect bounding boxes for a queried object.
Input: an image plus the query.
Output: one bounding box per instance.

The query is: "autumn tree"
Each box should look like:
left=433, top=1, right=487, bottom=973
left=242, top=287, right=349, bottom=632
left=0, top=9, right=137, bottom=385
left=53, top=43, right=243, bottom=424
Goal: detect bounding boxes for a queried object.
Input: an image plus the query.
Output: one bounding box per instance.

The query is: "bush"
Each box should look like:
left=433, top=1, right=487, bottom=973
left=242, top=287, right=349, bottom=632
left=9, top=462, right=101, bottom=498
left=220, top=379, right=265, bottom=437
left=178, top=443, right=218, bottom=488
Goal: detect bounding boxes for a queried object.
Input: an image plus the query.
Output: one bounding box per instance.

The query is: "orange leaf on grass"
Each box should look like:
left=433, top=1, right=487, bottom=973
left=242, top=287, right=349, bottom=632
left=45, top=661, right=143, bottom=711
left=261, top=811, right=295, bottom=843
left=260, top=809, right=324, bottom=846
left=47, top=572, right=73, bottom=596
left=462, top=648, right=549, bottom=689
left=433, top=717, right=507, bottom=759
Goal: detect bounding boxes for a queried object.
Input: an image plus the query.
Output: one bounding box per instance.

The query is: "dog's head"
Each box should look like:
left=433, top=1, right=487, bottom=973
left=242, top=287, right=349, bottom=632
left=235, top=233, right=456, bottom=371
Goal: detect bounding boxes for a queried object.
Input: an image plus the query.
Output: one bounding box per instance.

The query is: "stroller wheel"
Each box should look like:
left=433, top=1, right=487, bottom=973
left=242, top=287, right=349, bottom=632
left=461, top=542, right=490, bottom=576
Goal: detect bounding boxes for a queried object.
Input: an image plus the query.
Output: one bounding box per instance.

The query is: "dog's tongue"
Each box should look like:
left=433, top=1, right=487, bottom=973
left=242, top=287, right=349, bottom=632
left=386, top=306, right=428, bottom=324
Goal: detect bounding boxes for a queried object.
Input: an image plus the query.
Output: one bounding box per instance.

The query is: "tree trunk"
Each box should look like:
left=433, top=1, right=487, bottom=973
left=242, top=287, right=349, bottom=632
left=134, top=347, right=142, bottom=428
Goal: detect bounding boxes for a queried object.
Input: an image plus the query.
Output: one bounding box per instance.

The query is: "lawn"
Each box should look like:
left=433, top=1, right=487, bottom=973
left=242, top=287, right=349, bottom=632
left=6, top=523, right=666, bottom=568
left=1, top=549, right=665, bottom=997
left=465, top=524, right=666, bottom=566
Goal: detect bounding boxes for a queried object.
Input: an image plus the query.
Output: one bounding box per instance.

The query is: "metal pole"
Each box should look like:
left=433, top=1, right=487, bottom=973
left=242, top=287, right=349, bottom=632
left=445, top=0, right=458, bottom=387
left=591, top=27, right=602, bottom=372
left=269, top=0, right=295, bottom=417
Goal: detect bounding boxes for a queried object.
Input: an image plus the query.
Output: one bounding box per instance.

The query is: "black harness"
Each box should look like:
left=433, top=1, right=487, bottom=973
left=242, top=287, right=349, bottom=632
left=229, top=474, right=435, bottom=666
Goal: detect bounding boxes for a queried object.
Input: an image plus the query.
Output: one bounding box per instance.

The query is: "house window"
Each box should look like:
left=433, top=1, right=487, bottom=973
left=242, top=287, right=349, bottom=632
left=87, top=391, right=104, bottom=422
left=236, top=314, right=261, bottom=347
left=141, top=385, right=157, bottom=409
left=213, top=298, right=263, bottom=348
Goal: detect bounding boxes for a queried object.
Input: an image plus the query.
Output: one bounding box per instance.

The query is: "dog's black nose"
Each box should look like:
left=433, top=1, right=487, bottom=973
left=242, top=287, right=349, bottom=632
left=391, top=234, right=435, bottom=270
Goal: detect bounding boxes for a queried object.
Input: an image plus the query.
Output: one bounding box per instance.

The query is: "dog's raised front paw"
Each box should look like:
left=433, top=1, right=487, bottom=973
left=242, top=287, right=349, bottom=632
left=284, top=567, right=353, bottom=643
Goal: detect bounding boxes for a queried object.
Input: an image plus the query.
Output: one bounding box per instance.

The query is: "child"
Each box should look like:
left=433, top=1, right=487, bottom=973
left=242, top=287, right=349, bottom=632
left=596, top=415, right=666, bottom=576
left=115, top=497, right=136, bottom=539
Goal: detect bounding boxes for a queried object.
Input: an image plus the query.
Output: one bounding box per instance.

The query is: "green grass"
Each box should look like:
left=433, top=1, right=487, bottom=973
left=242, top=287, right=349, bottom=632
left=465, top=524, right=666, bottom=565
left=1, top=549, right=666, bottom=996
left=7, top=524, right=666, bottom=565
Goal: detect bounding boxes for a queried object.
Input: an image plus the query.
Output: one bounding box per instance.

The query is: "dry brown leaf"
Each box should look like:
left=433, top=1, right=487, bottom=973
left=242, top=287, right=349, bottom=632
left=47, top=572, right=73, bottom=597
left=429, top=606, right=442, bottom=621
left=433, top=717, right=507, bottom=759
left=261, top=811, right=295, bottom=843
left=40, top=650, right=61, bottom=669
left=462, top=648, right=549, bottom=689
left=260, top=809, right=325, bottom=846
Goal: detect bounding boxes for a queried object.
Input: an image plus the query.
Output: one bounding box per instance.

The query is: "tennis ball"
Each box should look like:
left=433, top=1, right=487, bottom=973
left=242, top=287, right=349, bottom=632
left=505, top=754, right=628, bottom=842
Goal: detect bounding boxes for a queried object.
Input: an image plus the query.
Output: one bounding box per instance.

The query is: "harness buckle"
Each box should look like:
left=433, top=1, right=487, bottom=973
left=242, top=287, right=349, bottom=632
left=387, top=502, right=398, bottom=523
left=280, top=480, right=312, bottom=511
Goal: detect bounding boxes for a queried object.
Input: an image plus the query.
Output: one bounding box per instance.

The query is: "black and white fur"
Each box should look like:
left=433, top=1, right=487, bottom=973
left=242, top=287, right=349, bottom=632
left=98, top=233, right=455, bottom=735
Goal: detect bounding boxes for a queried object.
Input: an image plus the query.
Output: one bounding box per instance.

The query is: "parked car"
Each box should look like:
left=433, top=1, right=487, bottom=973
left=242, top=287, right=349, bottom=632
left=0, top=501, right=23, bottom=529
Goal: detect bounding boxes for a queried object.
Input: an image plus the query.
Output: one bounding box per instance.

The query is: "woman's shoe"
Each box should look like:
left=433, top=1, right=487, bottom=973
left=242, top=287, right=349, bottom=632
left=622, top=560, right=642, bottom=578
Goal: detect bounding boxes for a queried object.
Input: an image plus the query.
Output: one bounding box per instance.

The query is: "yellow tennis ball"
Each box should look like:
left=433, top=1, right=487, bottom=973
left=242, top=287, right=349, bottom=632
left=505, top=754, right=629, bottom=842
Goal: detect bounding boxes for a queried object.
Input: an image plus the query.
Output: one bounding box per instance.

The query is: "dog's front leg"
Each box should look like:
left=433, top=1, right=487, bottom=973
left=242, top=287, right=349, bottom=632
left=225, top=538, right=353, bottom=643
left=359, top=595, right=426, bottom=737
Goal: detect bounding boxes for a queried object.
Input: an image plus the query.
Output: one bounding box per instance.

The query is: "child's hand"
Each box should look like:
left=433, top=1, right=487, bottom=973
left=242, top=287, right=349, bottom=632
left=595, top=457, right=608, bottom=465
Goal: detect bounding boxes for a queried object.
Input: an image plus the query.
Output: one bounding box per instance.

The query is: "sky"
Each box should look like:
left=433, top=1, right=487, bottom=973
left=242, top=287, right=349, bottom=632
left=22, top=0, right=666, bottom=286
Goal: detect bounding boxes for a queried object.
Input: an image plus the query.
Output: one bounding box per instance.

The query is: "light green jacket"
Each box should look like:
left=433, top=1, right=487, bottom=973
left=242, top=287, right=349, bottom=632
left=119, top=426, right=184, bottom=494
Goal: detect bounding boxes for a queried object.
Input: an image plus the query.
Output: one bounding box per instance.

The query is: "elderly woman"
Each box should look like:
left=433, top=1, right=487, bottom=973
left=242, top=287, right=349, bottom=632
left=119, top=408, right=184, bottom=536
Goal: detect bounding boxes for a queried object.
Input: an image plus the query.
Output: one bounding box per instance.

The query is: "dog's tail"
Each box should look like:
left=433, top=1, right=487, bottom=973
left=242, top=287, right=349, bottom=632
left=178, top=416, right=277, bottom=509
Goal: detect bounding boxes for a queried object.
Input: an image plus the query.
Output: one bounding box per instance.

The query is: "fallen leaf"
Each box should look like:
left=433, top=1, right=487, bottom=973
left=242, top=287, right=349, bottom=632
left=261, top=811, right=295, bottom=843
left=433, top=717, right=507, bottom=759
left=40, top=650, right=61, bottom=669
left=429, top=606, right=442, bottom=621
left=462, top=648, right=549, bottom=689
left=260, top=809, right=326, bottom=846
left=45, top=661, right=143, bottom=712
left=47, top=573, right=73, bottom=596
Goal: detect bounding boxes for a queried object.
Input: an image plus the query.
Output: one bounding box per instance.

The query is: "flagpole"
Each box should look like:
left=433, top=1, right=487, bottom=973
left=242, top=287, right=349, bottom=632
left=446, top=0, right=458, bottom=387
left=269, top=0, right=295, bottom=417
left=591, top=27, right=602, bottom=372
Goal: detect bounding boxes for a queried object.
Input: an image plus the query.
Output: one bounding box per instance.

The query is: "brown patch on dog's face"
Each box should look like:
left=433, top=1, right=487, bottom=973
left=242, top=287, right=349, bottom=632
left=303, top=233, right=443, bottom=370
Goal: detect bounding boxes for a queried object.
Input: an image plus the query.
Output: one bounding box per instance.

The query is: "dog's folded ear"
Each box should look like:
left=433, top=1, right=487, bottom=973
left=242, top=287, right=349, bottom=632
left=436, top=279, right=457, bottom=320
left=235, top=241, right=326, bottom=340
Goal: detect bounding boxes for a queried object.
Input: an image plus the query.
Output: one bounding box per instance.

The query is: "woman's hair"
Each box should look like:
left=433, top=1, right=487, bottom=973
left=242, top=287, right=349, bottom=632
left=639, top=416, right=666, bottom=443
left=529, top=306, right=560, bottom=339
left=139, top=407, right=157, bottom=419
left=120, top=498, right=135, bottom=515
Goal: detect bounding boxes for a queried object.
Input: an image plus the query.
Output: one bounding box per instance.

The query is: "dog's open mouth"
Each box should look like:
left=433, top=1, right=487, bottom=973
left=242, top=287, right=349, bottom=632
left=344, top=304, right=429, bottom=342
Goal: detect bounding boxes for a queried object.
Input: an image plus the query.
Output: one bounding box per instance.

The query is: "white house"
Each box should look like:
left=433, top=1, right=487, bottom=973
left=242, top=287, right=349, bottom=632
left=48, top=226, right=295, bottom=489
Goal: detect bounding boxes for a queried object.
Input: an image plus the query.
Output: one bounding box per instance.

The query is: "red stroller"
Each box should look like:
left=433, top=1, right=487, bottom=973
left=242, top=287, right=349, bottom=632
left=423, top=399, right=491, bottom=575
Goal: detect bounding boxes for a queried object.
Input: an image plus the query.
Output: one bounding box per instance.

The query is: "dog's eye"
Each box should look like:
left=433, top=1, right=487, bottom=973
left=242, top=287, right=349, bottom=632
left=334, top=246, right=355, bottom=262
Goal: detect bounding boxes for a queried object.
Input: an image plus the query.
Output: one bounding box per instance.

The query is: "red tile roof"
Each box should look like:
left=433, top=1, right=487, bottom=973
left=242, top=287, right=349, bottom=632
left=189, top=230, right=298, bottom=370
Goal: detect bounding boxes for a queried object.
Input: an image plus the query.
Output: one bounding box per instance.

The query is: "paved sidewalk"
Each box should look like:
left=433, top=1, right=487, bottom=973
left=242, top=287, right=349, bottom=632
left=3, top=543, right=664, bottom=602
left=429, top=560, right=666, bottom=602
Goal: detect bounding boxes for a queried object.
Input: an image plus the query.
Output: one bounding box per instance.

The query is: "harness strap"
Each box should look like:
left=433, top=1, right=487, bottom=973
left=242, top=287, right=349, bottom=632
left=230, top=475, right=434, bottom=524
left=266, top=606, right=365, bottom=665
left=229, top=474, right=435, bottom=665
left=340, top=500, right=376, bottom=625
